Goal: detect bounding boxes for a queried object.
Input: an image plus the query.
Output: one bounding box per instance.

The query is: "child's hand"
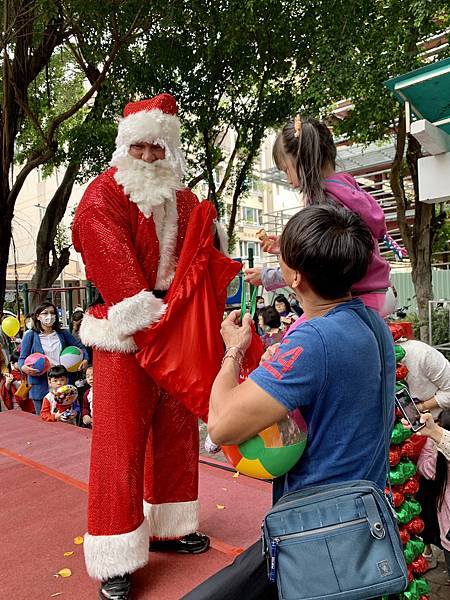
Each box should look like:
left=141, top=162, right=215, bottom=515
left=261, top=235, right=280, bottom=254
left=244, top=267, right=263, bottom=286
left=55, top=412, right=62, bottom=421
left=83, top=415, right=92, bottom=425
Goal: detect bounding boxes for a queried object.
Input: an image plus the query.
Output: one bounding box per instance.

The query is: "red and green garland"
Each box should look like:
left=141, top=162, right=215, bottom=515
left=386, top=324, right=430, bottom=600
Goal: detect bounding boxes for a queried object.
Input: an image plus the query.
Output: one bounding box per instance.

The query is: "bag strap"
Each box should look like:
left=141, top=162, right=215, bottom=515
left=363, top=309, right=393, bottom=502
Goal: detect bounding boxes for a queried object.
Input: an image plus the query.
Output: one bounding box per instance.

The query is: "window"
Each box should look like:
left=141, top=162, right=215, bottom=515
left=239, top=241, right=261, bottom=260
left=241, top=206, right=262, bottom=225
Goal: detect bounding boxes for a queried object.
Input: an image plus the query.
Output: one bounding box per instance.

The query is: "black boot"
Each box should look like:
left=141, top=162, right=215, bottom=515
left=149, top=532, right=210, bottom=554
left=98, top=574, right=131, bottom=599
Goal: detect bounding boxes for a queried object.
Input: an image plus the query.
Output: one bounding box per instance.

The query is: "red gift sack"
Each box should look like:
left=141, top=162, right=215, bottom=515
left=135, top=202, right=240, bottom=421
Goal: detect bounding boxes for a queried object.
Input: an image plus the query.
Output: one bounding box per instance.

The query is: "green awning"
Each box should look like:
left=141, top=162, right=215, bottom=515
left=384, top=57, right=450, bottom=134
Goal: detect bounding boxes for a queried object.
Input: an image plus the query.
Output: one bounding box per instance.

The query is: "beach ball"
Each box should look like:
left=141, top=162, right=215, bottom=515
left=1, top=316, right=20, bottom=337
left=24, top=352, right=51, bottom=376
left=60, top=346, right=83, bottom=372
left=222, top=411, right=307, bottom=480
left=55, top=384, right=79, bottom=406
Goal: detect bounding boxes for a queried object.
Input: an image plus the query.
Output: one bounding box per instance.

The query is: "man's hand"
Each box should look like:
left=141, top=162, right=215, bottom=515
left=221, top=310, right=253, bottom=352
left=244, top=266, right=263, bottom=286
left=79, top=359, right=89, bottom=371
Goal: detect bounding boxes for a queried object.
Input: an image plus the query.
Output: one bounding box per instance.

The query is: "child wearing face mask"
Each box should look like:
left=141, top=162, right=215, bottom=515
left=18, top=302, right=89, bottom=415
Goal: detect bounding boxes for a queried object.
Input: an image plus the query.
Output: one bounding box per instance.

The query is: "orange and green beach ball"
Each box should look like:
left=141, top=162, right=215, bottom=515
left=222, top=412, right=307, bottom=480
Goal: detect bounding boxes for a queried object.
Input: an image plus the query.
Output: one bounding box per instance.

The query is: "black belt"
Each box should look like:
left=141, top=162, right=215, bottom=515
left=152, top=289, right=168, bottom=299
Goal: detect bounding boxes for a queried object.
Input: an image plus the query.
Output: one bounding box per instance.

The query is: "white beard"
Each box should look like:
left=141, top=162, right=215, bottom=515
left=111, top=152, right=182, bottom=218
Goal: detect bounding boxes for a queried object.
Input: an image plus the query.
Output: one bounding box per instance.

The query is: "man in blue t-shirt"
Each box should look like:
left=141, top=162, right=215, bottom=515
left=184, top=204, right=395, bottom=600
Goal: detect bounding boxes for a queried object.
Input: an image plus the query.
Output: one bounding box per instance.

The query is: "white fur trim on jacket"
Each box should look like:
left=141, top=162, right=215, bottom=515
left=143, top=499, right=199, bottom=539
left=108, top=290, right=166, bottom=340
left=80, top=312, right=138, bottom=353
left=79, top=291, right=166, bottom=353
left=84, top=519, right=149, bottom=580
left=153, top=197, right=178, bottom=290
left=213, top=220, right=230, bottom=257
left=116, top=109, right=180, bottom=153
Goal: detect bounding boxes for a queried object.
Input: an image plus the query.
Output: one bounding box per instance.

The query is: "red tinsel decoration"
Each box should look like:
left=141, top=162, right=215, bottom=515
left=389, top=447, right=402, bottom=466
left=396, top=364, right=409, bottom=380
left=406, top=517, right=425, bottom=535
left=399, top=528, right=410, bottom=545
left=411, top=555, right=428, bottom=574
left=402, top=477, right=420, bottom=496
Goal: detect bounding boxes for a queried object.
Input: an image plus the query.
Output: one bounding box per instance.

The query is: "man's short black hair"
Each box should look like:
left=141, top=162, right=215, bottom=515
left=48, top=365, right=69, bottom=379
left=280, top=204, right=374, bottom=300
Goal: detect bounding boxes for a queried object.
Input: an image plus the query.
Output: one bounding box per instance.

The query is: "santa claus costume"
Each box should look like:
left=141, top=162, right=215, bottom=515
left=72, top=94, right=214, bottom=594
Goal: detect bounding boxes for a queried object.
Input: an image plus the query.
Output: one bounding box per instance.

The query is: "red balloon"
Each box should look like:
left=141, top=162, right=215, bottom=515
left=389, top=447, right=402, bottom=466
left=411, top=555, right=428, bottom=574
left=399, top=528, right=410, bottom=544
left=396, top=364, right=409, bottom=380
left=406, top=517, right=425, bottom=535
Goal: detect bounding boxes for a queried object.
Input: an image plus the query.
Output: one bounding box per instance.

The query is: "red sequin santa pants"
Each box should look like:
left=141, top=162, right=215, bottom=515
left=84, top=350, right=200, bottom=580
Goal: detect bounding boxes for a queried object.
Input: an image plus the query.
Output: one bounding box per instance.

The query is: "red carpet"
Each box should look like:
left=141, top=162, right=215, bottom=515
left=0, top=411, right=271, bottom=599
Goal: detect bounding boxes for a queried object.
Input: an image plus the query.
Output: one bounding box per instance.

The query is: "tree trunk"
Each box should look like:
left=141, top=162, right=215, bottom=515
left=29, top=161, right=80, bottom=308
left=0, top=212, right=13, bottom=315
left=406, top=133, right=434, bottom=341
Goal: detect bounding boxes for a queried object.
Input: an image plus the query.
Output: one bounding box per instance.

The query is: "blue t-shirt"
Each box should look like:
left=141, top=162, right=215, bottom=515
left=249, top=299, right=395, bottom=495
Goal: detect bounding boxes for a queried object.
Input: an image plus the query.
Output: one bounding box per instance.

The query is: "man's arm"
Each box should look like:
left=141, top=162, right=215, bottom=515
left=208, top=311, right=288, bottom=445
left=208, top=355, right=288, bottom=445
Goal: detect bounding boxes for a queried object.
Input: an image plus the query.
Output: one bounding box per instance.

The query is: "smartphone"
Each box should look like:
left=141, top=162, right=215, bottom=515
left=395, top=388, right=425, bottom=432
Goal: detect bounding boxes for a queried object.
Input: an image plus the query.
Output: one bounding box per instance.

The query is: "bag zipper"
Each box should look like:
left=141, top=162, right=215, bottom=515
left=267, top=517, right=367, bottom=582
left=274, top=517, right=367, bottom=542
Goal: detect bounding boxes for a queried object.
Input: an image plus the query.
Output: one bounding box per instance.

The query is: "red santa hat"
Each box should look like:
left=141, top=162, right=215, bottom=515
left=115, top=93, right=185, bottom=174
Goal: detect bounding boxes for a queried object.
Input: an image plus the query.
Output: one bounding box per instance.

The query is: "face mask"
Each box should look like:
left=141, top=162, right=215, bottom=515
left=39, top=314, right=56, bottom=326
left=26, top=321, right=33, bottom=330
left=257, top=302, right=265, bottom=309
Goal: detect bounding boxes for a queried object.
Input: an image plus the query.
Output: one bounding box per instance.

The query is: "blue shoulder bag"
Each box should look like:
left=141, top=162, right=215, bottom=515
left=262, top=310, right=408, bottom=600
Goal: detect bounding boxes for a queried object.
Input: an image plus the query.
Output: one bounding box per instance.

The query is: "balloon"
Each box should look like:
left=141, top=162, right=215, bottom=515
left=59, top=346, right=83, bottom=372
left=1, top=316, right=20, bottom=337
left=24, top=352, right=51, bottom=376
left=54, top=384, right=78, bottom=406
left=222, top=412, right=307, bottom=480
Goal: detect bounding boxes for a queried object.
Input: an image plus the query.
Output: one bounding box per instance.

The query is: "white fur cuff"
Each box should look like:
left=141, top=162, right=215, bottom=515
left=108, top=290, right=166, bottom=340
left=80, top=312, right=138, bottom=353
left=144, top=500, right=199, bottom=539
left=84, top=519, right=149, bottom=580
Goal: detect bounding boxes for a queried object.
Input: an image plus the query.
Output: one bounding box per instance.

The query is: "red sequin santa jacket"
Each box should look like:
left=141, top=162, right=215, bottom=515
left=72, top=167, right=198, bottom=353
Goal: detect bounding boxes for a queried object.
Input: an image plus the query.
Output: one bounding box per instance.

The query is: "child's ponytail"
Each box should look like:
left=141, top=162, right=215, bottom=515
left=273, top=116, right=337, bottom=205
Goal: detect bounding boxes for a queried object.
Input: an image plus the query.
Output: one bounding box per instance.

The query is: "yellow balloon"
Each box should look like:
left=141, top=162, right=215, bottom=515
left=1, top=316, right=20, bottom=337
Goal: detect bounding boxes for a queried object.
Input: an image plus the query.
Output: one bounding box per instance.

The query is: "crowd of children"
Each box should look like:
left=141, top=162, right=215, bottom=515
left=0, top=310, right=93, bottom=429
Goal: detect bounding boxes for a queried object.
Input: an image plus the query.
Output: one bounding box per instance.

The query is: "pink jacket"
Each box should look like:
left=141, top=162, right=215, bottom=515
left=324, top=173, right=390, bottom=293
left=417, top=438, right=450, bottom=551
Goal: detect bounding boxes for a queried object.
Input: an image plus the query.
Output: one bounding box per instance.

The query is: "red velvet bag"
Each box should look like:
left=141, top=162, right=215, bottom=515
left=135, top=202, right=241, bottom=421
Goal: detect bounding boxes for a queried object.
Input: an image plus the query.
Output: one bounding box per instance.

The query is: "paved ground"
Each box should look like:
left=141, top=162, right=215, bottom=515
left=425, top=547, right=449, bottom=599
